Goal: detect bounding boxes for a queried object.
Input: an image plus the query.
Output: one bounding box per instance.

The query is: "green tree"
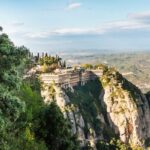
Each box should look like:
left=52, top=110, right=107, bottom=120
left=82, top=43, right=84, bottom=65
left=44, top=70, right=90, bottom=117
left=0, top=26, right=3, bottom=31
left=81, top=64, right=93, bottom=69
left=0, top=33, right=30, bottom=149
left=34, top=101, right=79, bottom=150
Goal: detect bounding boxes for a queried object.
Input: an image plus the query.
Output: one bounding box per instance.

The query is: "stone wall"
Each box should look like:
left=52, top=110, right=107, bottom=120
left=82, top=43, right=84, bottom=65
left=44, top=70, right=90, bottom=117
left=40, top=69, right=103, bottom=88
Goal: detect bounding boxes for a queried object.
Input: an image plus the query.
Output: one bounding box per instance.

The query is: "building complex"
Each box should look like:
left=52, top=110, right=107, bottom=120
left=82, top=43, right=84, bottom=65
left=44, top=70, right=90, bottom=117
left=40, top=68, right=103, bottom=88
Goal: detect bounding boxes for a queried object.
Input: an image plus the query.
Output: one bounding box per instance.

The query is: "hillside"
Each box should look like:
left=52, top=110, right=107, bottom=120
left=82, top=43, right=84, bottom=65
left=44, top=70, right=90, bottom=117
left=0, top=33, right=78, bottom=150
left=41, top=65, right=150, bottom=149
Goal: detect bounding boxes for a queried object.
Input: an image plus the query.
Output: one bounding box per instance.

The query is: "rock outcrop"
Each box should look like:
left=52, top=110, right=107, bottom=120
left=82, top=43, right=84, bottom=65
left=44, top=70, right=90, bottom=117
left=100, top=68, right=150, bottom=147
left=41, top=80, right=104, bottom=149
left=40, top=66, right=150, bottom=149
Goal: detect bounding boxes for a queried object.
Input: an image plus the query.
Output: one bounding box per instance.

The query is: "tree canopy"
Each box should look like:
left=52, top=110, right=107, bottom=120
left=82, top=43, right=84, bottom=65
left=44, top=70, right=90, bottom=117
left=0, top=26, right=3, bottom=31
left=0, top=32, right=78, bottom=150
left=0, top=33, right=30, bottom=149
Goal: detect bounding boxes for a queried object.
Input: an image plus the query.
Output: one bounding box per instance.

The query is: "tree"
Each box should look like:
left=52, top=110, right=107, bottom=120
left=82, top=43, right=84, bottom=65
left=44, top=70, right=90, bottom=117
left=45, top=52, right=48, bottom=57
left=38, top=55, right=64, bottom=72
left=0, top=33, right=30, bottom=149
left=0, top=32, right=79, bottom=149
left=0, top=26, right=3, bottom=31
left=63, top=60, right=66, bottom=68
left=37, top=52, right=40, bottom=60
left=34, top=101, right=79, bottom=150
left=81, top=64, right=93, bottom=69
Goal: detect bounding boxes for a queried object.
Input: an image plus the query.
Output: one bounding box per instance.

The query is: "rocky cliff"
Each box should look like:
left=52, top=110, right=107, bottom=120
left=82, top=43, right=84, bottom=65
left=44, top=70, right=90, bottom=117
left=100, top=67, right=150, bottom=148
left=41, top=66, right=150, bottom=149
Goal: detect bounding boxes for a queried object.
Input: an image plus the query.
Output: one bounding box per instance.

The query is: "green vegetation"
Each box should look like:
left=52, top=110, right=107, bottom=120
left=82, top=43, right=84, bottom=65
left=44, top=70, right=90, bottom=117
left=96, top=138, right=131, bottom=150
left=34, top=101, right=79, bottom=150
left=0, top=31, right=146, bottom=150
left=81, top=63, right=108, bottom=70
left=0, top=26, right=3, bottom=31
left=0, top=33, right=30, bottom=149
left=36, top=53, right=66, bottom=72
left=65, top=78, right=133, bottom=149
left=145, top=138, right=150, bottom=148
left=0, top=32, right=78, bottom=150
left=81, top=64, right=93, bottom=69
left=66, top=79, right=115, bottom=139
left=101, top=66, right=142, bottom=106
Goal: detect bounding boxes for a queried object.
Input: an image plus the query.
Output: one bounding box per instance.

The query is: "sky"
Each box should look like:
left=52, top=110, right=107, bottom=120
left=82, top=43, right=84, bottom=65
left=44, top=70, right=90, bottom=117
left=1, top=0, right=150, bottom=52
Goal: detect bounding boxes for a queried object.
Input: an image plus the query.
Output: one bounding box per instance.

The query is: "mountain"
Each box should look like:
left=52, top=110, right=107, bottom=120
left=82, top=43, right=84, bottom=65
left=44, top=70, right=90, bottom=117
left=41, top=65, right=150, bottom=149
left=1, top=32, right=150, bottom=150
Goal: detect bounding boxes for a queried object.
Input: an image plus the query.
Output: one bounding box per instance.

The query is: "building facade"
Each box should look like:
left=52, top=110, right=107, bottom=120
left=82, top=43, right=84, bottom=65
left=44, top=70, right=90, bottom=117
left=40, top=69, right=103, bottom=88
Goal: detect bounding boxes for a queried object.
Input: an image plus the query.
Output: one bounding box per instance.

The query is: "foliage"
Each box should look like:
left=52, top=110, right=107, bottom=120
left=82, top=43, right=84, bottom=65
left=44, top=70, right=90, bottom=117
left=19, top=79, right=44, bottom=122
left=66, top=79, right=110, bottom=137
left=0, top=32, right=46, bottom=149
left=145, top=138, right=150, bottom=147
left=0, top=26, right=3, bottom=31
left=0, top=32, right=78, bottom=149
left=94, top=64, right=108, bottom=70
left=38, top=54, right=66, bottom=72
left=34, top=101, right=79, bottom=150
left=18, top=72, right=78, bottom=150
left=81, top=64, right=93, bottom=69
left=101, top=66, right=142, bottom=104
left=0, top=33, right=31, bottom=149
left=96, top=138, right=131, bottom=150
left=81, top=63, right=108, bottom=71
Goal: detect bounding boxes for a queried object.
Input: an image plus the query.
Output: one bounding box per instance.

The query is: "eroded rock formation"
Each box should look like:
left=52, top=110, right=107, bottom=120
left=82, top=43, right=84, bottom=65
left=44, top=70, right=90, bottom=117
left=40, top=66, right=150, bottom=149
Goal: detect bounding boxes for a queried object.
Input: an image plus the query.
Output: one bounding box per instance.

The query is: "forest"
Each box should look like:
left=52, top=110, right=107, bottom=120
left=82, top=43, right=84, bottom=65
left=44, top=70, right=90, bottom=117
left=0, top=32, right=78, bottom=150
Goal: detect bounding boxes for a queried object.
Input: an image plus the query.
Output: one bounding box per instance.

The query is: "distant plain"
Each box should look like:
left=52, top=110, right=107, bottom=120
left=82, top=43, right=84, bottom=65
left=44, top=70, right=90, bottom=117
left=50, top=49, right=150, bottom=93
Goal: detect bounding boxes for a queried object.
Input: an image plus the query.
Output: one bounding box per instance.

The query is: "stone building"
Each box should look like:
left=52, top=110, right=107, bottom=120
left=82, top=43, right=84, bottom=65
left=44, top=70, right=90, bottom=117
left=40, top=69, right=103, bottom=88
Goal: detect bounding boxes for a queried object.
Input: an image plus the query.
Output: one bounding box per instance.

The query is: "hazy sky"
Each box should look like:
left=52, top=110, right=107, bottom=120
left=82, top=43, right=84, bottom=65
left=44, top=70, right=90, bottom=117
left=1, top=0, right=150, bottom=52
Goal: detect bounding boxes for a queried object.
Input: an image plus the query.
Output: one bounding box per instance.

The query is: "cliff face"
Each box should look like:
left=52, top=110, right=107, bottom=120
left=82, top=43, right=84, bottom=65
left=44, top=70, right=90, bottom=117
left=41, top=80, right=105, bottom=149
left=41, top=67, right=150, bottom=149
left=100, top=68, right=150, bottom=147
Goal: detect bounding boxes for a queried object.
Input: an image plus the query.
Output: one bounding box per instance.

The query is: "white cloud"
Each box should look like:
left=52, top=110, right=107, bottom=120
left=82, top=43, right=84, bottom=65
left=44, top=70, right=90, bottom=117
left=2, top=26, right=24, bottom=35
left=128, top=11, right=150, bottom=20
left=24, top=21, right=147, bottom=39
left=12, top=22, right=24, bottom=27
left=103, top=21, right=146, bottom=30
left=24, top=27, right=106, bottom=39
left=1, top=21, right=25, bottom=35
left=14, top=11, right=150, bottom=39
left=53, top=28, right=101, bottom=35
left=25, top=32, right=49, bottom=38
left=66, top=2, right=81, bottom=10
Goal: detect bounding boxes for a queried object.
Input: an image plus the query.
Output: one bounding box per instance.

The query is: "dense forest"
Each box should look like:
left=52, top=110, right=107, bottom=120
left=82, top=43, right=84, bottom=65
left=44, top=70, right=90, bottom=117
left=0, top=31, right=78, bottom=150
